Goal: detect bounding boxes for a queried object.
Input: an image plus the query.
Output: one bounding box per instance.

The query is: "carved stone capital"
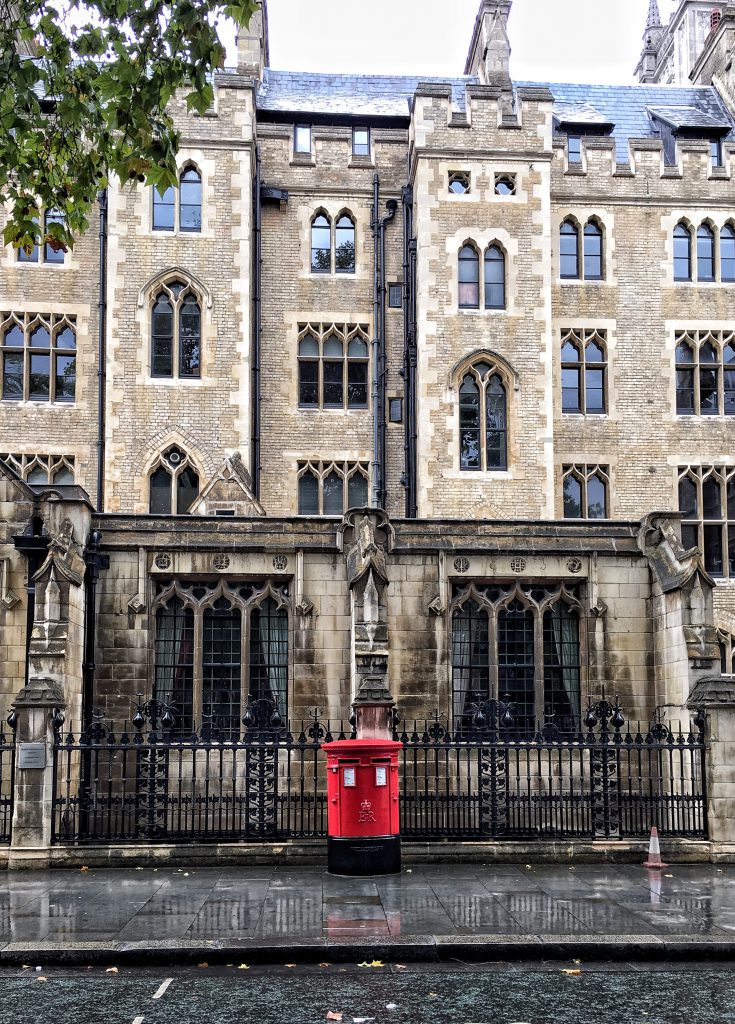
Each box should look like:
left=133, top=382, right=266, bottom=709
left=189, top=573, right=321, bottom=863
left=13, top=676, right=66, bottom=709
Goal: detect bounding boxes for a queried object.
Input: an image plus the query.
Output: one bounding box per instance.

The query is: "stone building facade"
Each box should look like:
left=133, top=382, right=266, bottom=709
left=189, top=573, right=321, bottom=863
left=4, top=0, right=735, bottom=857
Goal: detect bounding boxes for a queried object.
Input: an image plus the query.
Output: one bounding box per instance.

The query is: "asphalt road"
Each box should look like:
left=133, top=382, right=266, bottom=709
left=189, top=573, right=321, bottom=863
left=1, top=962, right=733, bottom=1024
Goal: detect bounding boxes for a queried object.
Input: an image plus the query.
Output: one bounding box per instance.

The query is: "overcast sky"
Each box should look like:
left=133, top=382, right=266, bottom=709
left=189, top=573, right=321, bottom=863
left=258, top=0, right=679, bottom=84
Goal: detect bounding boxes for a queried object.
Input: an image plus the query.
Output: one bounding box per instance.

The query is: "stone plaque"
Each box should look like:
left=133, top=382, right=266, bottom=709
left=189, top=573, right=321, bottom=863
left=18, top=742, right=47, bottom=770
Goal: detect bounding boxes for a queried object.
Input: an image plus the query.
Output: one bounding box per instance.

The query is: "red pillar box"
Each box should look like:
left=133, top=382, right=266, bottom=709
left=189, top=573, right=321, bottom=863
left=323, top=739, right=402, bottom=876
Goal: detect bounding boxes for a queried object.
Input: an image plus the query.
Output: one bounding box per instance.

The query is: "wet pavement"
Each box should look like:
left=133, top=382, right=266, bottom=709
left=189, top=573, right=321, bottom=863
left=0, top=863, right=734, bottom=963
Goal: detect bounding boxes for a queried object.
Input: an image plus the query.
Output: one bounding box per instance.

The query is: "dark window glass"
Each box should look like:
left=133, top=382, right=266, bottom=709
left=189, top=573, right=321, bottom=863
left=311, top=214, right=331, bottom=273
left=2, top=351, right=23, bottom=400
left=583, top=221, right=603, bottom=279
left=150, top=466, right=172, bottom=513
left=484, top=245, right=505, bottom=309
left=249, top=598, right=288, bottom=713
left=498, top=599, right=535, bottom=732
left=486, top=376, right=507, bottom=470
left=585, top=367, right=605, bottom=413
left=563, top=474, right=582, bottom=518
left=587, top=474, right=606, bottom=518
left=725, top=344, right=735, bottom=415
left=298, top=335, right=319, bottom=407
left=561, top=341, right=581, bottom=412
left=711, top=138, right=723, bottom=166
left=676, top=341, right=695, bottom=414
left=560, top=220, right=579, bottom=278
left=55, top=354, right=76, bottom=402
left=323, top=334, right=344, bottom=406
left=298, top=472, right=319, bottom=515
left=722, top=225, right=735, bottom=282
left=153, top=185, right=175, bottom=231
left=679, top=474, right=699, bottom=551
left=53, top=467, right=74, bottom=485
left=322, top=470, right=343, bottom=515
left=347, top=337, right=368, bottom=407
left=347, top=473, right=368, bottom=509
left=697, top=224, right=715, bottom=282
left=388, top=284, right=402, bottom=308
left=176, top=467, right=199, bottom=514
left=567, top=136, right=582, bottom=163
left=458, top=245, right=479, bottom=308
left=389, top=397, right=403, bottom=422
left=152, top=293, right=174, bottom=376
left=543, top=603, right=581, bottom=732
left=452, top=600, right=489, bottom=736
left=202, top=599, right=241, bottom=739
left=352, top=128, right=370, bottom=157
left=459, top=374, right=480, bottom=470
left=44, top=210, right=65, bottom=263
left=295, top=124, right=312, bottom=154
left=674, top=224, right=692, bottom=281
left=699, top=341, right=719, bottom=415
left=704, top=522, right=724, bottom=575
left=28, top=327, right=50, bottom=400
left=335, top=215, right=355, bottom=273
left=27, top=466, right=49, bottom=484
left=179, top=294, right=201, bottom=378
left=154, top=599, right=194, bottom=732
left=179, top=167, right=202, bottom=232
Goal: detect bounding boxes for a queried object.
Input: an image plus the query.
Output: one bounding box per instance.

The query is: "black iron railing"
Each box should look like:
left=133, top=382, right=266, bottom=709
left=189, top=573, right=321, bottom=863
left=0, top=727, right=14, bottom=843
left=398, top=700, right=707, bottom=840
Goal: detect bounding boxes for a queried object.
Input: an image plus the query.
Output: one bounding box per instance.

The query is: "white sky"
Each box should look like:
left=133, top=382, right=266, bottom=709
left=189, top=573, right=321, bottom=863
left=259, top=0, right=680, bottom=84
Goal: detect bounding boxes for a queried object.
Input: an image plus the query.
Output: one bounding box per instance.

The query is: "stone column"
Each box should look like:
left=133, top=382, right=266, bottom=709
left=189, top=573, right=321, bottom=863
left=8, top=675, right=66, bottom=869
left=686, top=677, right=735, bottom=854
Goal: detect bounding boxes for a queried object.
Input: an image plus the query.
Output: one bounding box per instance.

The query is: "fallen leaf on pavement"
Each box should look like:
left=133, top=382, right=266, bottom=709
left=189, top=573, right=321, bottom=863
left=237, top=964, right=250, bottom=970
left=664, top=874, right=673, bottom=878
left=105, top=967, right=119, bottom=974
left=326, top=1012, right=343, bottom=1021
left=395, top=964, right=407, bottom=971
left=319, top=962, right=331, bottom=968
left=36, top=977, right=48, bottom=983
left=370, top=960, right=385, bottom=968
left=80, top=866, right=89, bottom=872
left=357, top=962, right=372, bottom=968
left=198, top=962, right=209, bottom=968
left=285, top=964, right=297, bottom=968
left=561, top=969, right=582, bottom=976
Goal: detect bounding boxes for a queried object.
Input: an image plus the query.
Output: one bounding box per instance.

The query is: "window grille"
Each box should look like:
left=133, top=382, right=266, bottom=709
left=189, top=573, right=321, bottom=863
left=459, top=361, right=508, bottom=471
left=0, top=452, right=75, bottom=484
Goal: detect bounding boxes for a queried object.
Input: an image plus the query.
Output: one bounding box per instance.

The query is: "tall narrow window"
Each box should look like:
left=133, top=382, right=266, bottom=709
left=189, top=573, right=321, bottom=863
left=674, top=223, right=692, bottom=281
left=179, top=167, right=202, bottom=232
left=567, top=136, right=582, bottom=163
left=2, top=324, right=24, bottom=401
left=721, top=224, right=735, bottom=282
left=311, top=213, right=331, bottom=273
left=54, top=324, right=76, bottom=402
left=249, top=598, right=288, bottom=710
left=583, top=220, right=603, bottom=279
left=452, top=600, right=489, bottom=735
left=151, top=282, right=201, bottom=379
left=18, top=215, right=39, bottom=262
left=561, top=337, right=582, bottom=412
left=702, top=473, right=724, bottom=575
left=335, top=214, right=356, bottom=273
left=561, top=329, right=607, bottom=414
left=203, top=598, right=241, bottom=737
left=678, top=472, right=699, bottom=552
left=28, top=324, right=50, bottom=401
left=484, top=244, right=506, bottom=309
left=675, top=338, right=695, bottom=414
left=347, top=336, right=368, bottom=407
left=699, top=340, right=720, bottom=415
left=697, top=223, right=716, bottom=282
left=459, top=362, right=508, bottom=472
left=352, top=128, right=370, bottom=157
left=152, top=184, right=175, bottom=231
left=44, top=210, right=65, bottom=264
left=543, top=602, right=581, bottom=731
left=298, top=470, right=319, bottom=515
left=294, top=124, right=312, bottom=154
left=498, top=600, right=535, bottom=732
left=322, top=469, right=344, bottom=516
left=347, top=470, right=368, bottom=508
left=560, top=219, right=580, bottom=279
left=458, top=245, right=480, bottom=308
left=149, top=447, right=199, bottom=514
left=563, top=465, right=608, bottom=519
left=322, top=334, right=343, bottom=407
left=298, top=333, right=319, bottom=407
left=725, top=342, right=735, bottom=415
left=149, top=466, right=172, bottom=514
left=154, top=598, right=195, bottom=730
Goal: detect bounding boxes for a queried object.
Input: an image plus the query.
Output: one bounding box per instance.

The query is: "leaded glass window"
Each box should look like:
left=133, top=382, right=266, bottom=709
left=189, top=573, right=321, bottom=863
left=249, top=598, right=288, bottom=709
left=498, top=599, right=535, bottom=733
left=203, top=598, right=242, bottom=736
left=458, top=245, right=480, bottom=308
left=149, top=447, right=199, bottom=515
left=154, top=598, right=195, bottom=730
left=459, top=362, right=508, bottom=472
left=543, top=603, right=581, bottom=732
left=583, top=220, right=603, bottom=279
left=297, top=323, right=369, bottom=411
left=484, top=245, right=505, bottom=309
left=451, top=599, right=489, bottom=735
left=151, top=281, right=201, bottom=379
left=1, top=314, right=76, bottom=403
left=674, top=223, right=692, bottom=281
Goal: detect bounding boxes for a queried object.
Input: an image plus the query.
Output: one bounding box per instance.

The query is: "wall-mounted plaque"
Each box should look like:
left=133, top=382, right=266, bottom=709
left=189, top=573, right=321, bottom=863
left=18, top=742, right=46, bottom=770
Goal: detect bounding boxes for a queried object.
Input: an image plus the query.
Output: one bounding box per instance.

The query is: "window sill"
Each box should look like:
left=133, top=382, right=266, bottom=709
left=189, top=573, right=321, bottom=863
left=291, top=154, right=316, bottom=167
left=348, top=157, right=375, bottom=169
left=1, top=399, right=75, bottom=407
left=147, top=377, right=204, bottom=386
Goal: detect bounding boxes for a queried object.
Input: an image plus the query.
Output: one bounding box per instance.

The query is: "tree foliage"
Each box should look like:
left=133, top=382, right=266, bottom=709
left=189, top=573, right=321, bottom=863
left=0, top=0, right=260, bottom=252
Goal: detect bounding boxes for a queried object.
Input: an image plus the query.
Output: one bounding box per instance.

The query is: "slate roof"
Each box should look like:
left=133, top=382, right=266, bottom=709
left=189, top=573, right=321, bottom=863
left=647, top=104, right=732, bottom=132
left=255, top=69, right=735, bottom=162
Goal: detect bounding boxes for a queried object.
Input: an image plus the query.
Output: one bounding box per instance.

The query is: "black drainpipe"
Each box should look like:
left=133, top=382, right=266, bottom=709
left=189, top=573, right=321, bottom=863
left=401, top=185, right=418, bottom=518
left=371, top=174, right=381, bottom=507
left=82, top=530, right=109, bottom=728
left=13, top=511, right=49, bottom=687
left=252, top=145, right=262, bottom=500
left=378, top=198, right=398, bottom=511
left=96, top=189, right=108, bottom=513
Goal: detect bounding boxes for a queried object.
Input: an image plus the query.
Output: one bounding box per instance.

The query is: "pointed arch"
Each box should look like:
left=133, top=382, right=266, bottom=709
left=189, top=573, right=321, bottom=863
left=697, top=220, right=716, bottom=282
left=673, top=220, right=693, bottom=281
left=721, top=221, right=735, bottom=282
left=582, top=217, right=604, bottom=280
left=560, top=217, right=581, bottom=279
left=137, top=267, right=213, bottom=309
left=458, top=242, right=480, bottom=308
left=179, top=164, right=202, bottom=232
left=335, top=209, right=356, bottom=274
left=311, top=210, right=332, bottom=273
left=484, top=242, right=506, bottom=309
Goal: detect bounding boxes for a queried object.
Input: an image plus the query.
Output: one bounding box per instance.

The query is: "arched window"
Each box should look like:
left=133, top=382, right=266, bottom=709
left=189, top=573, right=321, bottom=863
left=322, top=468, right=344, bottom=515
left=311, top=213, right=332, bottom=273
left=583, top=220, right=603, bottom=280
left=335, top=214, right=356, bottom=274
left=543, top=602, right=581, bottom=731
left=459, top=362, right=508, bottom=471
left=498, top=599, right=535, bottom=732
left=152, top=184, right=175, bottom=232
left=674, top=223, right=692, bottom=281
left=697, top=223, right=716, bottom=282
left=323, top=333, right=343, bottom=407
left=451, top=599, right=489, bottom=735
left=298, top=469, right=320, bottom=515
left=561, top=329, right=606, bottom=414
left=347, top=335, right=369, bottom=407
left=149, top=446, right=199, bottom=515
left=249, top=597, right=288, bottom=710
left=297, top=324, right=369, bottom=411
left=297, top=460, right=369, bottom=515
left=151, top=281, right=201, bottom=379
left=725, top=341, right=735, bottom=415
left=154, top=598, right=195, bottom=729
left=484, top=244, right=506, bottom=309
left=346, top=466, right=369, bottom=508
left=562, top=465, right=608, bottom=519
left=721, top=224, right=735, bottom=282
left=458, top=245, right=480, bottom=308
left=297, top=333, right=319, bottom=408
left=560, top=219, right=580, bottom=279
left=179, top=167, right=202, bottom=232
left=699, top=339, right=720, bottom=415
left=203, top=598, right=241, bottom=736
left=675, top=337, right=695, bottom=414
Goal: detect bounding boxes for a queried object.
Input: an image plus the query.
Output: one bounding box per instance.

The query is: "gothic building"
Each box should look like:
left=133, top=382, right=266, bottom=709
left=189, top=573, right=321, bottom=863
left=3, top=0, right=735, bottom=859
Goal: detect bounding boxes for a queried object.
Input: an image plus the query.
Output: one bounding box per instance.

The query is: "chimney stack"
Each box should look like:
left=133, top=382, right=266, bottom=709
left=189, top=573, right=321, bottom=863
left=236, top=0, right=269, bottom=79
left=464, top=1, right=513, bottom=92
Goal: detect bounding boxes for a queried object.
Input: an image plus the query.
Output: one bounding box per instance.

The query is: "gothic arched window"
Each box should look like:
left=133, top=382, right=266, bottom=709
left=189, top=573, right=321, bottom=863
left=583, top=219, right=603, bottom=279
left=249, top=597, right=289, bottom=710
left=151, top=281, right=201, bottom=379
left=203, top=598, right=242, bottom=735
left=459, top=362, right=508, bottom=471
left=721, top=224, right=735, bottom=282
left=560, top=219, right=580, bottom=279
left=451, top=599, right=489, bottom=735
left=154, top=598, right=195, bottom=728
left=674, top=222, right=692, bottom=281
left=543, top=601, right=581, bottom=732
left=561, top=328, right=607, bottom=414
left=311, top=212, right=332, bottom=273
left=562, top=464, right=608, bottom=519
left=149, top=446, right=199, bottom=515
left=497, top=599, right=535, bottom=732
left=179, top=166, right=202, bottom=232
left=697, top=223, right=716, bottom=282
left=458, top=244, right=480, bottom=308
left=335, top=214, right=356, bottom=274
left=484, top=244, right=506, bottom=309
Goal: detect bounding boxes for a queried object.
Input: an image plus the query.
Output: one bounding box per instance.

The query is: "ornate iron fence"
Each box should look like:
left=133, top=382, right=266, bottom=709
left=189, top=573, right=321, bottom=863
left=0, top=726, right=14, bottom=843
left=52, top=701, right=334, bottom=845
left=51, top=697, right=707, bottom=845
left=399, top=700, right=707, bottom=840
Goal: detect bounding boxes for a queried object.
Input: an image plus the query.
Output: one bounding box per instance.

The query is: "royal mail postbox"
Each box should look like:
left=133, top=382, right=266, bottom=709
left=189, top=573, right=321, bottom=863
left=323, top=739, right=402, bottom=876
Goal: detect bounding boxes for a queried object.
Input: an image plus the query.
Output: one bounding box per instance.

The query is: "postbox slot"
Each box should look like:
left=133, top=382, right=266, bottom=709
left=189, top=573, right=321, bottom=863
left=338, top=758, right=360, bottom=764
left=371, top=757, right=391, bottom=763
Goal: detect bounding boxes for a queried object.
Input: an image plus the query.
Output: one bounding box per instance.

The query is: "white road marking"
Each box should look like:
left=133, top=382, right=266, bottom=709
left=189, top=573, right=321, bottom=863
left=152, top=978, right=173, bottom=1000
left=132, top=1017, right=145, bottom=1024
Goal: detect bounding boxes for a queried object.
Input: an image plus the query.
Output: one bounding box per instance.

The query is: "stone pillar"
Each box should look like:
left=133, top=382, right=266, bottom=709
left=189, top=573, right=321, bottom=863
left=236, top=0, right=269, bottom=77
left=688, top=677, right=735, bottom=853
left=8, top=675, right=65, bottom=869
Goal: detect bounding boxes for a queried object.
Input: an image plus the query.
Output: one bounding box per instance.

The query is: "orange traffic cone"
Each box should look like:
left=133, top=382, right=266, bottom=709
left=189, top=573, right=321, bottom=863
left=643, top=826, right=668, bottom=869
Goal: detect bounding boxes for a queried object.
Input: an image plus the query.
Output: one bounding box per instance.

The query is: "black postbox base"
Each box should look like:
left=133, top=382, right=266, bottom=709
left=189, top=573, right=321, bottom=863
left=327, top=835, right=401, bottom=876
